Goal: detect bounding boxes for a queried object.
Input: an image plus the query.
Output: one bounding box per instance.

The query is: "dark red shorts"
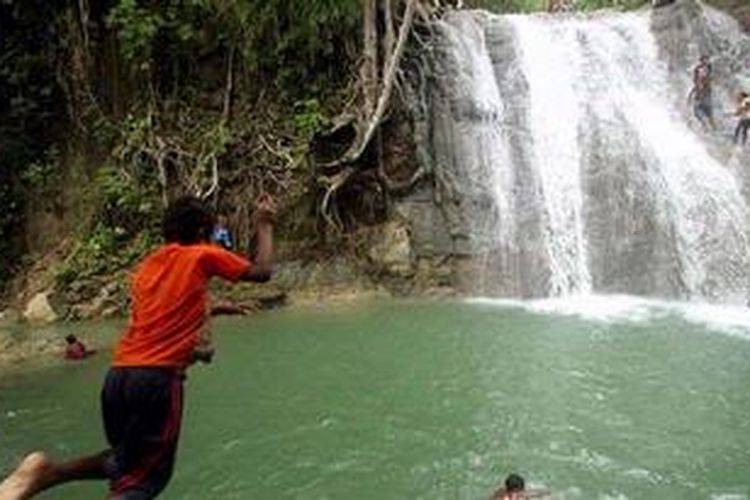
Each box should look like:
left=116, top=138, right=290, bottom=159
left=101, top=367, right=184, bottom=499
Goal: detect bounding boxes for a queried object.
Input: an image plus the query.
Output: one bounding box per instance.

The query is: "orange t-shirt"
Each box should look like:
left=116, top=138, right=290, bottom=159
left=113, top=243, right=251, bottom=369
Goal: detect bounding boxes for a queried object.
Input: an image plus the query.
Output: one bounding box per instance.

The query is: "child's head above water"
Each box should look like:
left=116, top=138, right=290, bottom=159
left=162, top=196, right=215, bottom=244
left=505, top=473, right=525, bottom=492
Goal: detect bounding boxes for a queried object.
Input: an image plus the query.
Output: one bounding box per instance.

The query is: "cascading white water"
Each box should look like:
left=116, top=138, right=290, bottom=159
left=510, top=16, right=592, bottom=295
left=576, top=13, right=749, bottom=303
left=426, top=5, right=750, bottom=303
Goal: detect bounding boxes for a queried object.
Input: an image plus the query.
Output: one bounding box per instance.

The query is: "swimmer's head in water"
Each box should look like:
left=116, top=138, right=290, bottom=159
left=505, top=473, right=525, bottom=492
left=162, top=196, right=215, bottom=244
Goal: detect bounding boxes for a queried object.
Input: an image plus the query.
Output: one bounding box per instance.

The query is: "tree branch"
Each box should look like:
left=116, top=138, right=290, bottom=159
left=221, top=45, right=236, bottom=124
left=320, top=0, right=418, bottom=170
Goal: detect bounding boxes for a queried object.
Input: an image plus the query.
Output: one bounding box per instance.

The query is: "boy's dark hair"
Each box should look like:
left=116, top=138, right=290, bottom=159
left=65, top=334, right=77, bottom=344
left=505, top=473, right=525, bottom=492
left=162, top=196, right=215, bottom=244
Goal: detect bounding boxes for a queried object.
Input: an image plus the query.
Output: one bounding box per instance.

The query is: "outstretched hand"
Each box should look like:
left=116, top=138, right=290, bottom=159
left=253, top=193, right=277, bottom=225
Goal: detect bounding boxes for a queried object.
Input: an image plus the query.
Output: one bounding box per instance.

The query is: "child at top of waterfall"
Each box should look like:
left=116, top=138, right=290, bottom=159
left=688, top=55, right=716, bottom=130
left=0, top=194, right=275, bottom=500
left=492, top=474, right=551, bottom=500
left=733, top=91, right=750, bottom=146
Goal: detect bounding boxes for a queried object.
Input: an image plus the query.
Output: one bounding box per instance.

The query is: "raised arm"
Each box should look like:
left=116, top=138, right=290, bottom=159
left=241, top=194, right=275, bottom=283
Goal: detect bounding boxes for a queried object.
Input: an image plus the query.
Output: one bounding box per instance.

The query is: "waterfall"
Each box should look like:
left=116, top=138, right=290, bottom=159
left=423, top=3, right=750, bottom=303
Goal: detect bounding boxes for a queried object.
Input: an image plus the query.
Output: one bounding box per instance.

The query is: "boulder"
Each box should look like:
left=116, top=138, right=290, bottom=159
left=368, top=221, right=414, bottom=276
left=68, top=304, right=95, bottom=321
left=101, top=306, right=121, bottom=318
left=23, top=292, right=58, bottom=324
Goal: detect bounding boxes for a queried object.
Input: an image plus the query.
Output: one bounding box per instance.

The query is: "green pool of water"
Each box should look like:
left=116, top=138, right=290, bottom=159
left=2, top=299, right=750, bottom=499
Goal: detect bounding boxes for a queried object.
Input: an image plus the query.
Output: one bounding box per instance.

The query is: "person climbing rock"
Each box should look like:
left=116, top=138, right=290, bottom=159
left=688, top=55, right=716, bottom=131
left=0, top=194, right=276, bottom=500
left=733, top=91, right=750, bottom=146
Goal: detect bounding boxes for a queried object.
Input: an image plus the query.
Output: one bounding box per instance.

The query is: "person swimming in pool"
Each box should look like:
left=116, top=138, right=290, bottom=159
left=492, top=473, right=550, bottom=500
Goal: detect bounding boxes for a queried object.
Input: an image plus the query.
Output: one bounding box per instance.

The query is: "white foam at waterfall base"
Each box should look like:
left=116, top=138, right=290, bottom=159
left=468, top=295, right=750, bottom=339
left=710, top=494, right=748, bottom=500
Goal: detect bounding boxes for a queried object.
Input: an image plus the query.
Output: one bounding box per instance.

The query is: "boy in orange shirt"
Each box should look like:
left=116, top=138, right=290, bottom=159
left=0, top=194, right=275, bottom=499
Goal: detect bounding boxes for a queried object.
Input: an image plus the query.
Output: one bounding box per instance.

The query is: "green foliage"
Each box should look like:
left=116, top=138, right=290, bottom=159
left=0, top=0, right=68, bottom=285
left=261, top=0, right=361, bottom=93
left=91, top=115, right=120, bottom=150
left=293, top=99, right=329, bottom=138
left=19, top=151, right=62, bottom=197
left=20, top=160, right=55, bottom=189
left=106, top=0, right=360, bottom=98
left=112, top=113, right=160, bottom=183
left=55, top=224, right=157, bottom=286
left=202, top=122, right=231, bottom=158
left=90, top=166, right=160, bottom=236
left=107, top=0, right=164, bottom=64
left=55, top=167, right=161, bottom=287
left=86, top=224, right=125, bottom=261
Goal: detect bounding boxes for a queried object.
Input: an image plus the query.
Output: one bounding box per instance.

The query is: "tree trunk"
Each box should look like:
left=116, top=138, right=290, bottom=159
left=349, top=0, right=418, bottom=164
left=361, top=0, right=378, bottom=117
left=382, top=0, right=395, bottom=70
left=222, top=45, right=236, bottom=124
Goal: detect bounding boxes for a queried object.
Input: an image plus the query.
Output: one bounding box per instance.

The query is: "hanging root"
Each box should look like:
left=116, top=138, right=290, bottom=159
left=315, top=0, right=424, bottom=231
left=318, top=167, right=356, bottom=231
left=320, top=0, right=418, bottom=170
left=118, top=131, right=224, bottom=207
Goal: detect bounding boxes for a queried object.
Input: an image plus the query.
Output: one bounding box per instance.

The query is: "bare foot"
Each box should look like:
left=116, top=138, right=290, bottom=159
left=0, top=452, right=53, bottom=500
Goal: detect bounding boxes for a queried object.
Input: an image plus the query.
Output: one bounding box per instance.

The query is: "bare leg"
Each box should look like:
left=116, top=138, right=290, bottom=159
left=0, top=450, right=110, bottom=500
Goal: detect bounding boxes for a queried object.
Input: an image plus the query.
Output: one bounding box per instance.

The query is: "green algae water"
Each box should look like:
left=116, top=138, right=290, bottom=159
left=2, top=298, right=750, bottom=499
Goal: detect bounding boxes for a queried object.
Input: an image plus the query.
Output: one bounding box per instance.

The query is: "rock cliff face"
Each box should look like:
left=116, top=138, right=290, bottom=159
left=400, top=0, right=750, bottom=302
